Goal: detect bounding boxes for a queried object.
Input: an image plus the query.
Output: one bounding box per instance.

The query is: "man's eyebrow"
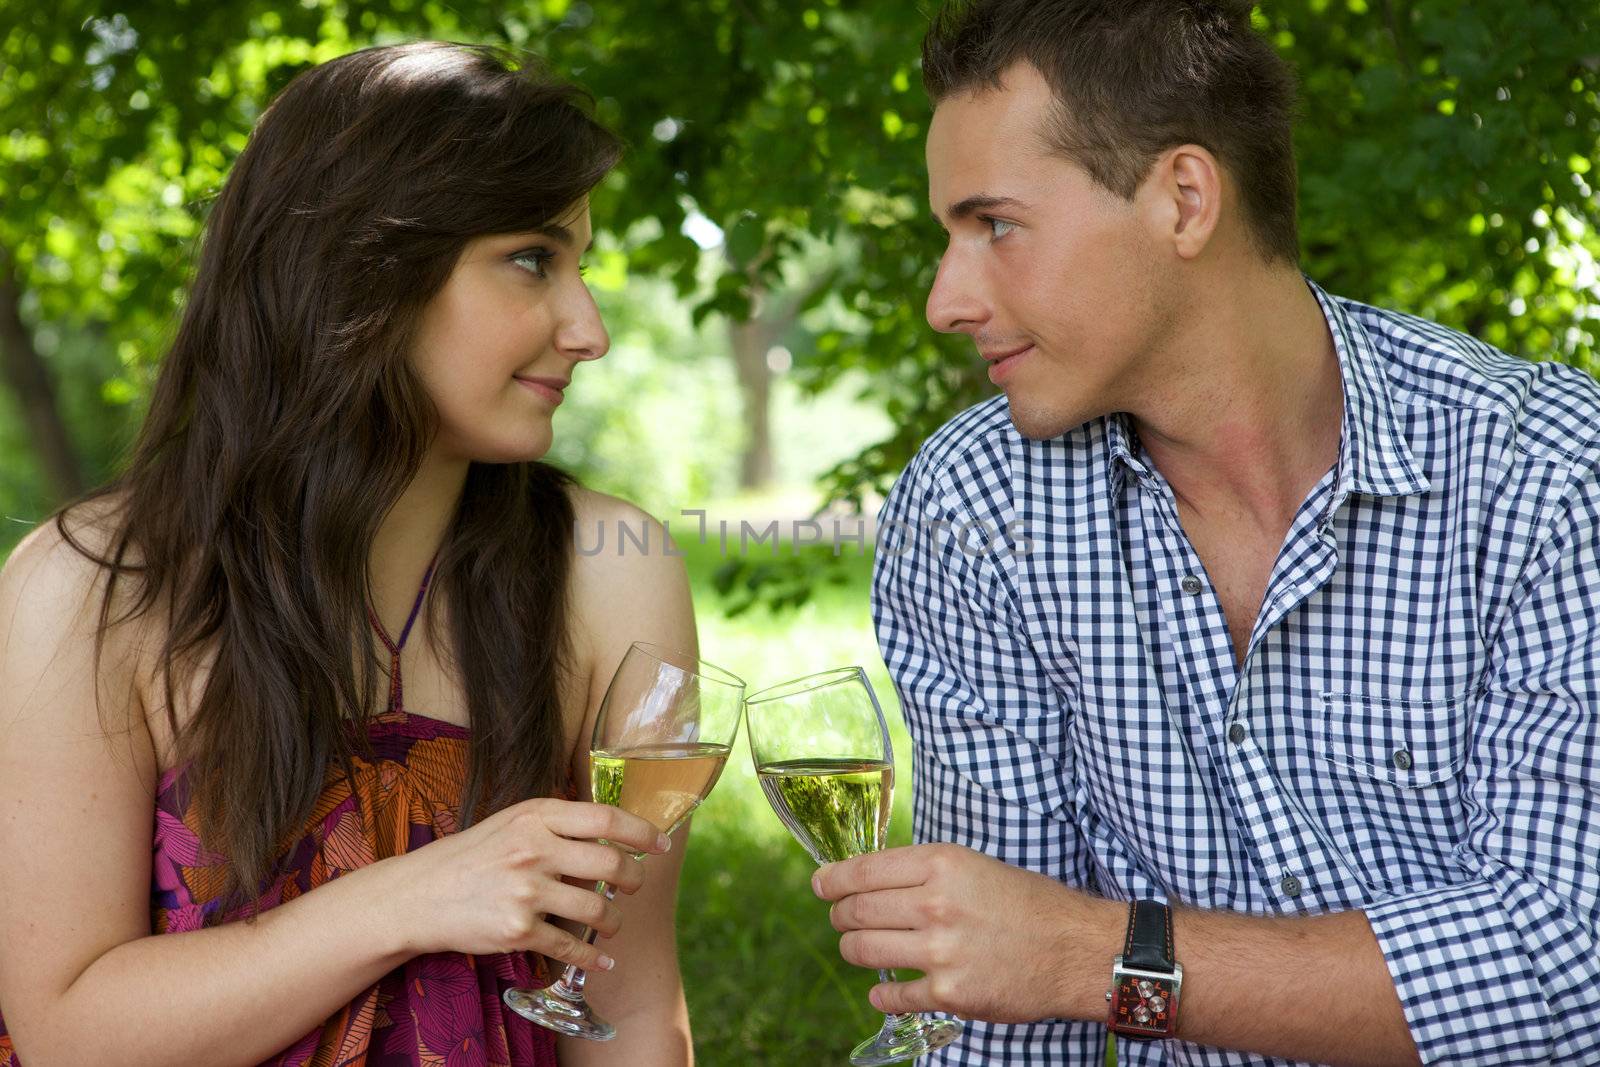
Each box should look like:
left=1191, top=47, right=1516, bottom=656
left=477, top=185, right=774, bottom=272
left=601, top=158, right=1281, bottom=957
left=941, top=194, right=1027, bottom=222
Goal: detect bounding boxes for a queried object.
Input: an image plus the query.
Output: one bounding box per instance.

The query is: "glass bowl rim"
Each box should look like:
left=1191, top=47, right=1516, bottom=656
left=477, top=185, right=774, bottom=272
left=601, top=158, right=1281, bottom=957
left=744, top=664, right=869, bottom=706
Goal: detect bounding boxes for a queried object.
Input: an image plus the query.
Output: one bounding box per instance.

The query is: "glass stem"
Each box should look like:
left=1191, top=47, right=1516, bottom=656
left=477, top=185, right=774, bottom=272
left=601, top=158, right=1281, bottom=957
left=876, top=968, right=906, bottom=1024
left=549, top=881, right=617, bottom=999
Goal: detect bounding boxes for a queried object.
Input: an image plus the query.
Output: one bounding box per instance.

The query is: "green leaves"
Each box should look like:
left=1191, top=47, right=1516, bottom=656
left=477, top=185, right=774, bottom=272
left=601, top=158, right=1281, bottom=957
left=725, top=212, right=766, bottom=269
left=2, top=0, right=1597, bottom=580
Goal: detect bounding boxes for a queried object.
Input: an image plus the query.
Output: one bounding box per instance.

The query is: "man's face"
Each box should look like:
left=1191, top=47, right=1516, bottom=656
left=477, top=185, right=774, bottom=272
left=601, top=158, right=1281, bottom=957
left=925, top=62, right=1175, bottom=439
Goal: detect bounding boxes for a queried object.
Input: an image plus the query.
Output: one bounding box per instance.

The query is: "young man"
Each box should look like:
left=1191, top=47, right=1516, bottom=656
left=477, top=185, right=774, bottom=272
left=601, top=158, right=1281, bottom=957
left=812, top=1, right=1600, bottom=1064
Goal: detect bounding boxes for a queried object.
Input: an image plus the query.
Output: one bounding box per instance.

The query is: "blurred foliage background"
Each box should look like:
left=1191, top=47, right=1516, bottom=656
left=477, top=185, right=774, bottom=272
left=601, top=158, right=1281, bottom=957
left=1, top=0, right=1598, bottom=1062
left=2, top=0, right=1597, bottom=557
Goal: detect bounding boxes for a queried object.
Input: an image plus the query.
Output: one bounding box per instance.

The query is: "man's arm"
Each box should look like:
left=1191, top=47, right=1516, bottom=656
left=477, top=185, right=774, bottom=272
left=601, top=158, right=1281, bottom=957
left=831, top=454, right=1600, bottom=1065
left=1351, top=452, right=1600, bottom=1064
left=817, top=846, right=1418, bottom=1066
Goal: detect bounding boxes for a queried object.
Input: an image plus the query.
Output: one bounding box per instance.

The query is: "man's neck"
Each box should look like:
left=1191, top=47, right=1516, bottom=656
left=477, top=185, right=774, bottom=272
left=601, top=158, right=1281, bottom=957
left=1125, top=267, right=1344, bottom=532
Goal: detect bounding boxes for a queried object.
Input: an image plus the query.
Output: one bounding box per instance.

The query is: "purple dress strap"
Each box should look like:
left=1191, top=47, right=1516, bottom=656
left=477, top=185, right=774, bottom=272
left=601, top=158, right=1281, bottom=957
left=366, top=553, right=438, bottom=716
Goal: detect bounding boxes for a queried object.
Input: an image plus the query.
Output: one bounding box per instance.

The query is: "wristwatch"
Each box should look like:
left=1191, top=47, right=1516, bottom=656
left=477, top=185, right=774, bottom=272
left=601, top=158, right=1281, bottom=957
left=1105, top=899, right=1183, bottom=1039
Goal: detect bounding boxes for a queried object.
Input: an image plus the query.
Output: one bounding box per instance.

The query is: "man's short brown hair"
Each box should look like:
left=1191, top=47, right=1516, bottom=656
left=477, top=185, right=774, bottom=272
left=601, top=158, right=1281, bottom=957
left=923, top=0, right=1300, bottom=264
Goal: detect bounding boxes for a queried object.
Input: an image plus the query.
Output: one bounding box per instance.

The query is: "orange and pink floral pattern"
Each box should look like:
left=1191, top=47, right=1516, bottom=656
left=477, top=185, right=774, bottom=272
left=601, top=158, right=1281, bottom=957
left=0, top=710, right=559, bottom=1067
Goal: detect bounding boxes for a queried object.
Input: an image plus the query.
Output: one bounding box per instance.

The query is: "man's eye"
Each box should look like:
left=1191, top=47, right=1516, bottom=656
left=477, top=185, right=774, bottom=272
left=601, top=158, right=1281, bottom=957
left=511, top=250, right=554, bottom=279
left=986, top=217, right=1017, bottom=240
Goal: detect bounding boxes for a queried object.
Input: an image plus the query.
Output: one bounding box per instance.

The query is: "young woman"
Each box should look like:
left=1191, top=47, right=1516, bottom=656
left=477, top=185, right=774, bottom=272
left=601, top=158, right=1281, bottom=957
left=0, top=41, right=697, bottom=1066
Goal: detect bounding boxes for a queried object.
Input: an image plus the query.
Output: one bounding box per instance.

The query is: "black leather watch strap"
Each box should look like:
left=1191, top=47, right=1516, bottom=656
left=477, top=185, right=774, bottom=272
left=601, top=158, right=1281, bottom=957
left=1121, top=899, right=1175, bottom=972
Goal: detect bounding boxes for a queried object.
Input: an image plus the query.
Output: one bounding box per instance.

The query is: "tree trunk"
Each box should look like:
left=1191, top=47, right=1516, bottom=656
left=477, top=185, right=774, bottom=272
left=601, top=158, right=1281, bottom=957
left=0, top=246, right=84, bottom=502
left=729, top=312, right=776, bottom=490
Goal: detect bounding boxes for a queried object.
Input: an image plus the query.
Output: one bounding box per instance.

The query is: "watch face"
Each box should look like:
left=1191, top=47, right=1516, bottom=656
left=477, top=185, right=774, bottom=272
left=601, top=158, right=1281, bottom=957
left=1110, top=973, right=1177, bottom=1035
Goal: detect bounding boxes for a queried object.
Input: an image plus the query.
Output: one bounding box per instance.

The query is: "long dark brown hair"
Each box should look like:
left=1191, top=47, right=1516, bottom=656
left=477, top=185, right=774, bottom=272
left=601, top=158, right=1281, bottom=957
left=57, top=41, right=622, bottom=918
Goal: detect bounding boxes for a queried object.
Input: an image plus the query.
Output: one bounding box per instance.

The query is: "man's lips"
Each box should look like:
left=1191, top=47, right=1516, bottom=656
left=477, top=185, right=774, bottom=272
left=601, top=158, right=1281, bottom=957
left=979, top=343, right=1033, bottom=363
left=983, top=344, right=1034, bottom=385
left=513, top=375, right=567, bottom=404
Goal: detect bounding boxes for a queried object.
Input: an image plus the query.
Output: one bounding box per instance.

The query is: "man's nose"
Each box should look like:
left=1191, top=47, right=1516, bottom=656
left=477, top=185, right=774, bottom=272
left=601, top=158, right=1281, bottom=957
left=925, top=251, right=989, bottom=335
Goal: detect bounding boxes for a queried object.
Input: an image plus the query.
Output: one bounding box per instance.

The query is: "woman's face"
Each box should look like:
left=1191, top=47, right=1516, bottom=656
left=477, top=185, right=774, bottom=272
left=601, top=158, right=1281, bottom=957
left=409, top=198, right=608, bottom=464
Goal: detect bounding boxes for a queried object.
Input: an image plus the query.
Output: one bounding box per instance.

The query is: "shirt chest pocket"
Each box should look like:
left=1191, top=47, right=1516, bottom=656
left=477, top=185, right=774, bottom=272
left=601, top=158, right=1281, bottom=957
left=1316, top=690, right=1475, bottom=890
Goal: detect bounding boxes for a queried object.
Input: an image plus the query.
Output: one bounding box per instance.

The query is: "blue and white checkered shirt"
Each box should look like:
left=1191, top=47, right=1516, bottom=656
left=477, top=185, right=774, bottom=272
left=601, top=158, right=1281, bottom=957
left=871, top=281, right=1600, bottom=1066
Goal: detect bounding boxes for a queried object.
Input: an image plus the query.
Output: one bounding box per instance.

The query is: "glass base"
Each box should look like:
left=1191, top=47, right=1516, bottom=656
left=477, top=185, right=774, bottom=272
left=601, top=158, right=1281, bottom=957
left=849, top=1013, right=963, bottom=1065
left=503, top=983, right=616, bottom=1041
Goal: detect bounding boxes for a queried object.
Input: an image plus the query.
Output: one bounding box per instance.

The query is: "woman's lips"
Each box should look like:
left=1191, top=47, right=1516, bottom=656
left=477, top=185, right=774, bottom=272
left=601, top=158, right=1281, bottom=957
left=514, top=376, right=565, bottom=405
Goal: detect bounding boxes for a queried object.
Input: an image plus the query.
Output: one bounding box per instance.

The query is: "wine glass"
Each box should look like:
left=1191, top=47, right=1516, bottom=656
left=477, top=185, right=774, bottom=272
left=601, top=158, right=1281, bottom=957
left=505, top=641, right=746, bottom=1040
left=745, top=666, right=963, bottom=1065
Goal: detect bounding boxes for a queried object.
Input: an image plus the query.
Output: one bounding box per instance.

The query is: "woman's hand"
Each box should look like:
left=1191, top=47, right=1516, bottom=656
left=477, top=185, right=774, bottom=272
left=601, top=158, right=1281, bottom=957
left=382, top=796, right=670, bottom=970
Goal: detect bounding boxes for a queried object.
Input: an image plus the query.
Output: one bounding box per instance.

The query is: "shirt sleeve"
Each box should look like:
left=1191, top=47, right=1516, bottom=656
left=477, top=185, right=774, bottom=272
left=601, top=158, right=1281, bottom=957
left=1363, top=455, right=1600, bottom=1064
left=870, top=453, right=1109, bottom=1066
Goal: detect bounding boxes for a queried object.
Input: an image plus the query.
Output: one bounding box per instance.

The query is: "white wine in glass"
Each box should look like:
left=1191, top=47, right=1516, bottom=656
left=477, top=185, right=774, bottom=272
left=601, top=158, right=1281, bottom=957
left=504, top=641, right=745, bottom=1040
left=746, top=666, right=962, bottom=1065
left=757, top=758, right=893, bottom=864
left=591, top=742, right=730, bottom=849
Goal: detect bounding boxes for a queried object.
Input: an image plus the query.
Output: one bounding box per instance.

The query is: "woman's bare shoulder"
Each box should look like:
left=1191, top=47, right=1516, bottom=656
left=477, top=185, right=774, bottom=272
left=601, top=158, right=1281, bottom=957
left=0, top=495, right=156, bottom=762
left=564, top=486, right=689, bottom=600
left=566, top=484, right=661, bottom=532
left=9, top=494, right=164, bottom=666
left=2, top=496, right=136, bottom=627
left=558, top=488, right=698, bottom=774
left=563, top=485, right=695, bottom=659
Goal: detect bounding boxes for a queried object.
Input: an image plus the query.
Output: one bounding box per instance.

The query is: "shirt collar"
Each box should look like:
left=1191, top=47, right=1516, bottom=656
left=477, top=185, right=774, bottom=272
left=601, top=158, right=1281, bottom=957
left=1104, top=412, right=1146, bottom=497
left=1103, top=279, right=1430, bottom=501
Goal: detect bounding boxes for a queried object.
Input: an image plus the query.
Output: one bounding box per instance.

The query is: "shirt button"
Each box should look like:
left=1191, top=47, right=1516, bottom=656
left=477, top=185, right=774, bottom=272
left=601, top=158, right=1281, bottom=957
left=1228, top=722, right=1247, bottom=744
left=1392, top=749, right=1413, bottom=771
left=1180, top=575, right=1203, bottom=595
left=1280, top=874, right=1303, bottom=897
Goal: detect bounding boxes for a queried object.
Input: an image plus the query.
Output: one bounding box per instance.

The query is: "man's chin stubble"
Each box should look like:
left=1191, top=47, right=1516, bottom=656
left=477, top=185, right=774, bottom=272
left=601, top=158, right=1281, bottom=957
left=1006, top=397, right=1095, bottom=441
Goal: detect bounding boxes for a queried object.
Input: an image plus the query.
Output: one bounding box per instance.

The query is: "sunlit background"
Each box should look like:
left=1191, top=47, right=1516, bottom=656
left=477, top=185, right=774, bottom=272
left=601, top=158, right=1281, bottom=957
left=2, top=1, right=1597, bottom=1062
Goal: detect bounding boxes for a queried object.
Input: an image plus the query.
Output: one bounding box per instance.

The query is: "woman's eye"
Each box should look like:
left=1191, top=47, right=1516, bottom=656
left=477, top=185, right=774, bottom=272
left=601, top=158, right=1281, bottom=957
left=986, top=217, right=1017, bottom=240
left=511, top=250, right=554, bottom=279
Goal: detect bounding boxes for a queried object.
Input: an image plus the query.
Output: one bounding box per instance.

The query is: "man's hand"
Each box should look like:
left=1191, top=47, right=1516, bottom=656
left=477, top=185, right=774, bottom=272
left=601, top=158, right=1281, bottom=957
left=813, top=843, right=1122, bottom=1022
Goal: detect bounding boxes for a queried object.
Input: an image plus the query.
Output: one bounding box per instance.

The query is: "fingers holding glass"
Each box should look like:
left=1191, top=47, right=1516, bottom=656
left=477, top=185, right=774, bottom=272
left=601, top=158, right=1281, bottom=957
left=504, top=641, right=745, bottom=1041
left=744, top=667, right=962, bottom=1064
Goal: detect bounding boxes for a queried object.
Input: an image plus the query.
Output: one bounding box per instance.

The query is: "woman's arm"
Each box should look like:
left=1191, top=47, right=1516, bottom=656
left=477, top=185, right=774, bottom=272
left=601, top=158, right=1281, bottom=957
left=0, top=520, right=665, bottom=1067
left=559, top=491, right=700, bottom=1066
left=0, top=523, right=420, bottom=1066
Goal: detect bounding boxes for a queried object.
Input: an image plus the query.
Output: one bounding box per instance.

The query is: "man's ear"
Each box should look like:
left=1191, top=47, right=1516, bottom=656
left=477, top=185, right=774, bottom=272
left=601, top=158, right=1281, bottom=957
left=1147, top=144, right=1224, bottom=260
